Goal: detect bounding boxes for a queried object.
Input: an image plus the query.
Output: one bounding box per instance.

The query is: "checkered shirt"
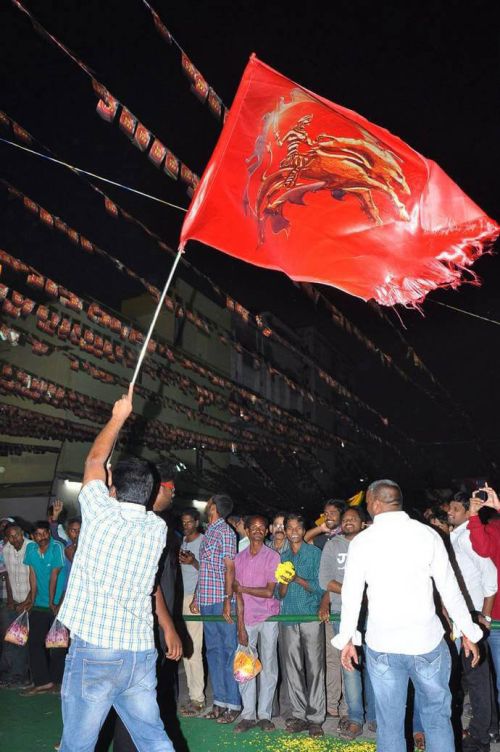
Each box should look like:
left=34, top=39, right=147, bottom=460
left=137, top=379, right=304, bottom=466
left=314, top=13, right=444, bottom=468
left=197, top=517, right=236, bottom=605
left=3, top=539, right=34, bottom=602
left=58, top=480, right=166, bottom=650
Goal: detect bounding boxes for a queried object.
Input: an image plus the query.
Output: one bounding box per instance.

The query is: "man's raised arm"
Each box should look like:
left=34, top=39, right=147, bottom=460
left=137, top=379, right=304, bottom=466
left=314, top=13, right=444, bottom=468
left=83, top=385, right=134, bottom=486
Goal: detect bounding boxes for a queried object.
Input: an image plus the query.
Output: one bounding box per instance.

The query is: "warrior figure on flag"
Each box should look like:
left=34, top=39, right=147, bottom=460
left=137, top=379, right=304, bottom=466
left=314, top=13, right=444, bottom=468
left=243, top=90, right=411, bottom=243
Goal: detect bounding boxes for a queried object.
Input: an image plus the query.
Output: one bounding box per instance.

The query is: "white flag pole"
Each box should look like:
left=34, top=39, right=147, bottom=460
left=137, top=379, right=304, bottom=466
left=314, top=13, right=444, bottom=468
left=130, top=247, right=184, bottom=388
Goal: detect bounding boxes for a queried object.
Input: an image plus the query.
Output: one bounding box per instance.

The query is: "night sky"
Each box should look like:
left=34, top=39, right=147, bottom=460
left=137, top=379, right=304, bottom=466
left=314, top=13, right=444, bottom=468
left=1, top=0, right=499, bottom=492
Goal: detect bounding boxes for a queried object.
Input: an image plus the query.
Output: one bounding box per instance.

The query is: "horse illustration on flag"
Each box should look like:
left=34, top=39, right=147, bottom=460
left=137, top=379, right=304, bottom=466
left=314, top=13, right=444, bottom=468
left=243, top=89, right=411, bottom=243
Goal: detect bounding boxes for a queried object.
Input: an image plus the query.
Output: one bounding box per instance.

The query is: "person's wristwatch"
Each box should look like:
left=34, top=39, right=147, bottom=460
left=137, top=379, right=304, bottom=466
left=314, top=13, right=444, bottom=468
left=482, top=614, right=492, bottom=623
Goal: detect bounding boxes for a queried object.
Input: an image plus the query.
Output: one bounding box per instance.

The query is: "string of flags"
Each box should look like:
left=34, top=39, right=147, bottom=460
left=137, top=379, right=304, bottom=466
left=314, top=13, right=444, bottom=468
left=0, top=248, right=409, bottom=458
left=0, top=183, right=399, bottom=439
left=139, top=0, right=228, bottom=123
left=0, top=111, right=445, bottom=421
left=10, top=0, right=199, bottom=197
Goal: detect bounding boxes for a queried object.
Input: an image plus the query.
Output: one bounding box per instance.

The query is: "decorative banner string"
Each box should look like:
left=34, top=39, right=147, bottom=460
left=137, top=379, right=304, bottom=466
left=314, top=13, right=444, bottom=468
left=300, top=283, right=440, bottom=406
left=0, top=137, right=187, bottom=212
left=139, top=0, right=228, bottom=122
left=1, top=111, right=425, bottom=429
left=10, top=0, right=199, bottom=196
left=0, top=248, right=408, bottom=457
left=1, top=186, right=400, bottom=439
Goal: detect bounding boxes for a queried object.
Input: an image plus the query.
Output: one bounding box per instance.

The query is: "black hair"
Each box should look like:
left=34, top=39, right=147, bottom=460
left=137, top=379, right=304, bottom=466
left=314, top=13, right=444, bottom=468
left=452, top=491, right=470, bottom=511
left=271, top=511, right=287, bottom=524
left=430, top=508, right=449, bottom=524
left=180, top=508, right=200, bottom=523
left=112, top=457, right=155, bottom=506
left=157, top=461, right=176, bottom=483
left=324, top=498, right=346, bottom=513
left=34, top=520, right=50, bottom=531
left=67, top=517, right=82, bottom=527
left=367, top=479, right=403, bottom=508
left=4, top=523, right=23, bottom=535
left=211, top=494, right=234, bottom=518
left=341, top=506, right=366, bottom=523
left=284, top=513, right=305, bottom=528
left=246, top=514, right=268, bottom=528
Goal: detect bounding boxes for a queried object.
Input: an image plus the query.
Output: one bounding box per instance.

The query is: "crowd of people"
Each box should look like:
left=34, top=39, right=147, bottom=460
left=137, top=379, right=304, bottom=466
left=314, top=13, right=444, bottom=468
left=2, top=389, right=500, bottom=752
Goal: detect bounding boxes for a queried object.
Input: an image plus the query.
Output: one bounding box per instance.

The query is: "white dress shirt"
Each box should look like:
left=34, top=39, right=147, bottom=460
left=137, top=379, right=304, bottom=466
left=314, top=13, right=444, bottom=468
left=333, top=511, right=483, bottom=654
left=450, top=520, right=497, bottom=612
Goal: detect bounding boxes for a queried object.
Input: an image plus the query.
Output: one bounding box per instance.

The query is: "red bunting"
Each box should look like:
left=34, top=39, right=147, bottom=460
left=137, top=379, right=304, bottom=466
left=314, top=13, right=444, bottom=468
left=119, top=108, right=137, bottom=138
left=181, top=55, right=499, bottom=307
left=148, top=138, right=167, bottom=167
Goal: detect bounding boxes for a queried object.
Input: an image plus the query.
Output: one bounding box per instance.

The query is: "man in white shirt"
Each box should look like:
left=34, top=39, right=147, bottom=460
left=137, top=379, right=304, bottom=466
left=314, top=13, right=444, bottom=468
left=0, top=524, right=33, bottom=688
left=333, top=479, right=483, bottom=752
left=448, top=493, right=497, bottom=752
left=58, top=387, right=176, bottom=752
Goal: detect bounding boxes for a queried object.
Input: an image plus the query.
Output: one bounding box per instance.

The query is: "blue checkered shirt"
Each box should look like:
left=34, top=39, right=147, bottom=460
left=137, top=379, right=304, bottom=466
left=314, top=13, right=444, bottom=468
left=58, top=480, right=166, bottom=650
left=197, top=517, right=236, bottom=605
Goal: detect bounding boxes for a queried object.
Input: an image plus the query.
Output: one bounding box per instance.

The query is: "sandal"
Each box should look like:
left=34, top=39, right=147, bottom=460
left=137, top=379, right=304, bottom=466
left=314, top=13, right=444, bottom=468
left=308, top=723, right=324, bottom=737
left=258, top=719, right=275, bottom=731
left=414, top=731, right=426, bottom=750
left=180, top=701, right=205, bottom=717
left=338, top=716, right=350, bottom=731
left=205, top=705, right=225, bottom=720
left=21, top=683, right=54, bottom=696
left=339, top=721, right=363, bottom=740
left=285, top=718, right=308, bottom=733
left=216, top=709, right=240, bottom=724
left=234, top=719, right=256, bottom=733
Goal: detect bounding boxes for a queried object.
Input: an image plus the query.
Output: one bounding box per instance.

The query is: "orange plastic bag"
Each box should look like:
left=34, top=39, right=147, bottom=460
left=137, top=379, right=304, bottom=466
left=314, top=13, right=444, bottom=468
left=233, top=644, right=262, bottom=683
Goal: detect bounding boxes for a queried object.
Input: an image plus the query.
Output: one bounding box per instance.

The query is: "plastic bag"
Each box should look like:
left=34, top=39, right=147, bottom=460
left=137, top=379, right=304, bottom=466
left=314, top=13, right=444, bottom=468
left=45, top=618, right=69, bottom=649
left=233, top=644, right=262, bottom=683
left=4, top=611, right=29, bottom=646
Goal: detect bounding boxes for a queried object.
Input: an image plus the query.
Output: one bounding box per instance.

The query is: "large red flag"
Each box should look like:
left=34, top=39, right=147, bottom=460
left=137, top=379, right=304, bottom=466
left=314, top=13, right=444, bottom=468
left=180, top=56, right=498, bottom=306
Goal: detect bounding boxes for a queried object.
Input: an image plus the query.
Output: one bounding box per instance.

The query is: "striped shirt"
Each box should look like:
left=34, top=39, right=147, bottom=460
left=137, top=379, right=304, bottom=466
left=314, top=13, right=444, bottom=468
left=197, top=517, right=236, bottom=605
left=4, top=539, right=34, bottom=602
left=58, top=480, right=166, bottom=651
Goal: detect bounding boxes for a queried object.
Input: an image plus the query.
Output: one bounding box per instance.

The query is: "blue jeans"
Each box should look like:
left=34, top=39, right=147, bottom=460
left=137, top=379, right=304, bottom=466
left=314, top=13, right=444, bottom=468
left=489, top=628, right=500, bottom=708
left=366, top=639, right=454, bottom=752
left=59, top=637, right=174, bottom=752
left=200, top=601, right=241, bottom=710
left=342, top=651, right=376, bottom=725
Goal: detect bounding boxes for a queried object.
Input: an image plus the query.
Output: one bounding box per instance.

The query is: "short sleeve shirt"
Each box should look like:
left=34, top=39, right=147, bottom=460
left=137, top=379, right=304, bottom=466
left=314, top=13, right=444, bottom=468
left=197, top=518, right=236, bottom=606
left=24, top=538, right=66, bottom=607
left=235, top=545, right=280, bottom=625
left=58, top=480, right=167, bottom=651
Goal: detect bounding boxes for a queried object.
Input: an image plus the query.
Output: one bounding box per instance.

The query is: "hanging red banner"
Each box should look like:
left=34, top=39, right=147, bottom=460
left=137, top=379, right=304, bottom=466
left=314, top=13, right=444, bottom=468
left=181, top=55, right=499, bottom=306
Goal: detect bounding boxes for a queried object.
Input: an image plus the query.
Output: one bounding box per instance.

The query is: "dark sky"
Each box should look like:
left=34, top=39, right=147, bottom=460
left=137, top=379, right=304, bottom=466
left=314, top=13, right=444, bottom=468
left=1, top=0, right=499, bottom=489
